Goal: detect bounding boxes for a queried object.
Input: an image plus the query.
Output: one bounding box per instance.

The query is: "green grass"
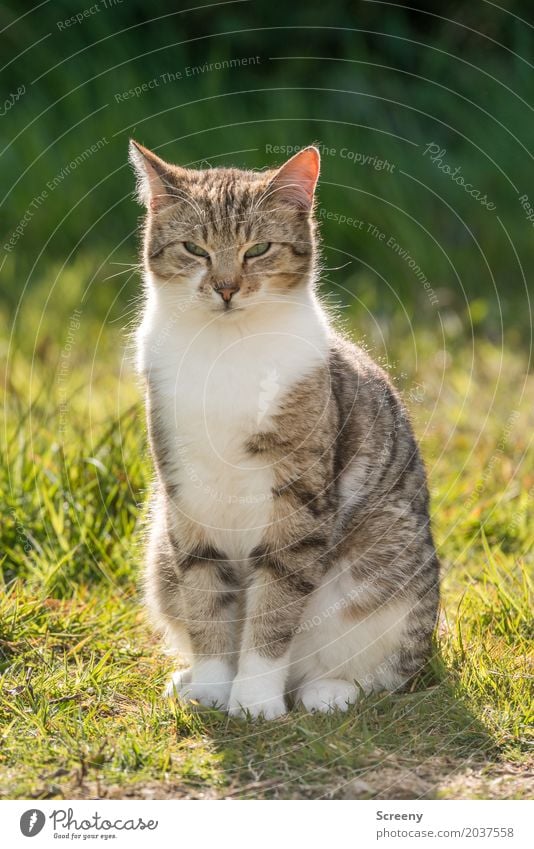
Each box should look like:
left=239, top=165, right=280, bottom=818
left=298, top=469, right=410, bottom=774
left=1, top=262, right=532, bottom=800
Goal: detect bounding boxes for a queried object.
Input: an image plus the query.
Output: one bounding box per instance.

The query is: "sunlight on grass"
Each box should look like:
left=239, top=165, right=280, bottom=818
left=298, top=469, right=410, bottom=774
left=1, top=261, right=532, bottom=800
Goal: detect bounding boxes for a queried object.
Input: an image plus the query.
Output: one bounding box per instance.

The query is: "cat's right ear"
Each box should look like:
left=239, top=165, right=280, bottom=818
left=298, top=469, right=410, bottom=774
left=129, top=140, right=178, bottom=212
left=268, top=146, right=321, bottom=211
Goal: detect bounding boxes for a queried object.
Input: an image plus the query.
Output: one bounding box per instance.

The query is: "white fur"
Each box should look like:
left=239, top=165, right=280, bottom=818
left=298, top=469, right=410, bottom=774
left=138, top=278, right=330, bottom=561
left=229, top=652, right=289, bottom=719
left=337, top=454, right=370, bottom=517
left=298, top=678, right=358, bottom=712
left=167, top=659, right=234, bottom=708
left=289, top=559, right=414, bottom=700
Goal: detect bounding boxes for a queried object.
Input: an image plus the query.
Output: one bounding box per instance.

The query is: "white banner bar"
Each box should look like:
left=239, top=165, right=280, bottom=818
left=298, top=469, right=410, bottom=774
left=2, top=799, right=531, bottom=848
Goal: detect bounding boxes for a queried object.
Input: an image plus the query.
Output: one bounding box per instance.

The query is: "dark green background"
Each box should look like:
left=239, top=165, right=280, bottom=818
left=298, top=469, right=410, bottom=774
left=1, top=0, right=532, bottom=343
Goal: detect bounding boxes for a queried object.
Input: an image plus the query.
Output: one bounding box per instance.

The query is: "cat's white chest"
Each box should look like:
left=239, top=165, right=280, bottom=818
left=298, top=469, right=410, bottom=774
left=171, top=338, right=278, bottom=558
left=139, top=295, right=329, bottom=560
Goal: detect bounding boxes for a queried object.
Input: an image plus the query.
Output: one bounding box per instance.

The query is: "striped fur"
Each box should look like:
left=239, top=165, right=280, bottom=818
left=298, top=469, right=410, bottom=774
left=131, top=143, right=440, bottom=717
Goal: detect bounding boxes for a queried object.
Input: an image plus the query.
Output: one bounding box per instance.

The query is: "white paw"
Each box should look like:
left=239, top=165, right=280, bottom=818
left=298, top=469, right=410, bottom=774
left=165, top=667, right=192, bottom=698
left=228, top=695, right=287, bottom=720
left=228, top=680, right=287, bottom=720
left=166, top=661, right=233, bottom=709
left=298, top=678, right=358, bottom=713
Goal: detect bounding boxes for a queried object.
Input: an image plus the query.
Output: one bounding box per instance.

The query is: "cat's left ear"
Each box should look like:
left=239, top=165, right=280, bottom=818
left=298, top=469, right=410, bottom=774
left=129, top=140, right=180, bottom=212
left=269, top=146, right=320, bottom=211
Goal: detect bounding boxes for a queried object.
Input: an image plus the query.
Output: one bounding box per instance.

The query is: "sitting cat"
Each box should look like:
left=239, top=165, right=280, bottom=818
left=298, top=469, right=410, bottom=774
left=129, top=141, right=439, bottom=718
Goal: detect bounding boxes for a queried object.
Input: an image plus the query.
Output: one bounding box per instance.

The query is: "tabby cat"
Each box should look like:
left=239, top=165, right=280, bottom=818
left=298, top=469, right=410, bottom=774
left=130, top=141, right=439, bottom=718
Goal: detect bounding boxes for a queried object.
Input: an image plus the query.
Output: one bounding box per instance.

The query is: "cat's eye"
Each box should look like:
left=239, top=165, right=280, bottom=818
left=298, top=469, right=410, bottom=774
left=244, top=242, right=271, bottom=259
left=183, top=241, right=210, bottom=258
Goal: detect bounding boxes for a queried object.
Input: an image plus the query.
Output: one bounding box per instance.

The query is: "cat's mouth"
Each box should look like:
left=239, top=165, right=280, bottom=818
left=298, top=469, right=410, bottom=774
left=212, top=304, right=244, bottom=314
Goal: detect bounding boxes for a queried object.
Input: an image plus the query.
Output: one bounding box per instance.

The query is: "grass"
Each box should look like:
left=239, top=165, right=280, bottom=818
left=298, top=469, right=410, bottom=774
left=0, top=261, right=532, bottom=800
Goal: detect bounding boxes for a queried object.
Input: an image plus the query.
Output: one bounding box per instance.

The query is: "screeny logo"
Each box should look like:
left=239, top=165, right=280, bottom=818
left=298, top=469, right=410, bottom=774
left=20, top=809, right=46, bottom=837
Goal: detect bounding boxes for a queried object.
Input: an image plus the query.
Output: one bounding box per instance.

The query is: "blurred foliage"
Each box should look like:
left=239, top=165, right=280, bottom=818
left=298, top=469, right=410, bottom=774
left=0, top=0, right=533, bottom=346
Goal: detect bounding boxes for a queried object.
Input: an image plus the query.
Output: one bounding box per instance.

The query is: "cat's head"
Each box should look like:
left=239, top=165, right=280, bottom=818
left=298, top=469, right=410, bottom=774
left=129, top=142, right=320, bottom=313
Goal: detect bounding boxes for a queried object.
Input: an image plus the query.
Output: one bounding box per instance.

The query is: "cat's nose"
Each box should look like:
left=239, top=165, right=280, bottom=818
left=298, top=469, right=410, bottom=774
left=214, top=282, right=239, bottom=304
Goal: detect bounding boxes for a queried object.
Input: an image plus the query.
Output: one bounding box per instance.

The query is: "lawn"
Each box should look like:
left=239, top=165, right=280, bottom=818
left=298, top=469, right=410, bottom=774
left=1, top=261, right=532, bottom=800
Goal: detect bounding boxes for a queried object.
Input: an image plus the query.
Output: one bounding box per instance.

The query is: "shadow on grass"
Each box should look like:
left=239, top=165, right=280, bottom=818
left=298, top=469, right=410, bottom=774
left=186, top=657, right=501, bottom=800
left=2, top=643, right=514, bottom=802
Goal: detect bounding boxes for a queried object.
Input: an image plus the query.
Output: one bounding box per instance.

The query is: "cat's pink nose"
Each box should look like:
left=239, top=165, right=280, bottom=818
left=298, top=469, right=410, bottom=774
left=214, top=283, right=239, bottom=304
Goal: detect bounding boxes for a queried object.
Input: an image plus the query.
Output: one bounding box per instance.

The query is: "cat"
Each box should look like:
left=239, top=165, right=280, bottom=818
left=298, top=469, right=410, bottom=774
left=129, top=140, right=440, bottom=718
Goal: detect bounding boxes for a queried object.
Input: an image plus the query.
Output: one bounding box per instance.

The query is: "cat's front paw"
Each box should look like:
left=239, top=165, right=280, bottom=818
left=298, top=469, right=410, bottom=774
left=228, top=680, right=287, bottom=720
left=297, top=677, right=358, bottom=713
left=228, top=696, right=287, bottom=720
left=165, top=667, right=192, bottom=697
left=166, top=660, right=233, bottom=709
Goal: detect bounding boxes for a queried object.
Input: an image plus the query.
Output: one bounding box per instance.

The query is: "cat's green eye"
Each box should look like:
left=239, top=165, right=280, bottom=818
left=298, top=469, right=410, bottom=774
left=244, top=242, right=271, bottom=259
left=184, top=241, right=210, bottom=258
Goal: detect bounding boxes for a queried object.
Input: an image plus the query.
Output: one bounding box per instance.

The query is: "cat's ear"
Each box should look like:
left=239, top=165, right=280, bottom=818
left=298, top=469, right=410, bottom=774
left=269, top=146, right=320, bottom=210
left=129, top=140, right=179, bottom=211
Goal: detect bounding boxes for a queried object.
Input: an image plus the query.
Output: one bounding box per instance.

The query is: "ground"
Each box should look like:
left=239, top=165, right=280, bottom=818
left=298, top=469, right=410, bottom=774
left=1, top=265, right=532, bottom=799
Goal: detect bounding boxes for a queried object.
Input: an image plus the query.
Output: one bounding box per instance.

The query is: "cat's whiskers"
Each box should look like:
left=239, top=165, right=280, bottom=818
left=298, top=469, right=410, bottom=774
left=104, top=262, right=144, bottom=282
